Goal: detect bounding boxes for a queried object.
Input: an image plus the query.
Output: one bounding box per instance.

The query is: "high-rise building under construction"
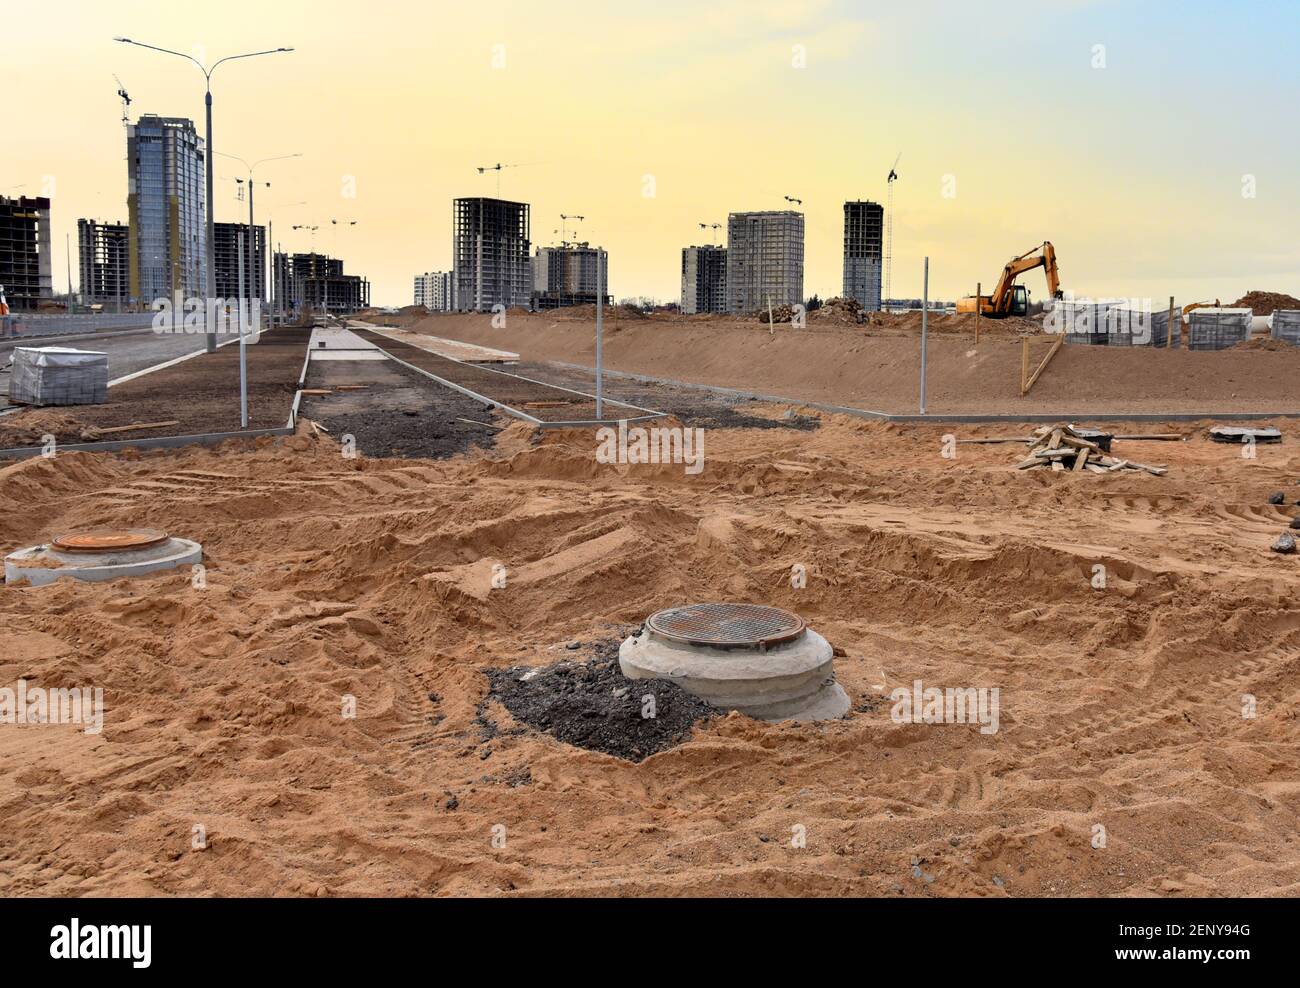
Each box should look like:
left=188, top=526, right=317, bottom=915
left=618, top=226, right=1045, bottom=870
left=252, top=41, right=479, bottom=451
left=843, top=200, right=884, bottom=312
left=725, top=210, right=803, bottom=315
left=681, top=245, right=727, bottom=314
left=127, top=114, right=206, bottom=305
left=452, top=197, right=531, bottom=312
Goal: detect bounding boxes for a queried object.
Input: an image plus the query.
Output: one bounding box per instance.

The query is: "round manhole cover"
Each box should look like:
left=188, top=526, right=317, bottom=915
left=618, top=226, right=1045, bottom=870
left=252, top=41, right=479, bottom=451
left=51, top=529, right=169, bottom=553
left=646, top=603, right=806, bottom=649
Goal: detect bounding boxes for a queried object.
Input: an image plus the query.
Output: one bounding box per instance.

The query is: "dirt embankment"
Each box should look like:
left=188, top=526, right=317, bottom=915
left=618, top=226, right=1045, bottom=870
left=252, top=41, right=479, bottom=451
left=403, top=310, right=1300, bottom=415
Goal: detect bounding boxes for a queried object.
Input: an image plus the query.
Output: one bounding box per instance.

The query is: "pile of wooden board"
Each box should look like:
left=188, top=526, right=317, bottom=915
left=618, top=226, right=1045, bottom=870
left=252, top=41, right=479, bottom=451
left=1016, top=424, right=1167, bottom=475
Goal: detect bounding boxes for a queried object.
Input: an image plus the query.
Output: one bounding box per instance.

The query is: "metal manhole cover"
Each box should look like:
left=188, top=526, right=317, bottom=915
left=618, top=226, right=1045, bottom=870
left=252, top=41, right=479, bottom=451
left=51, top=529, right=169, bottom=553
left=646, top=603, right=806, bottom=648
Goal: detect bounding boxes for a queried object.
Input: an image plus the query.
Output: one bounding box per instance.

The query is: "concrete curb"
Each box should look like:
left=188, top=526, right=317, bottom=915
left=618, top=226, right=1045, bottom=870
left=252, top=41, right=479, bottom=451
left=358, top=336, right=667, bottom=429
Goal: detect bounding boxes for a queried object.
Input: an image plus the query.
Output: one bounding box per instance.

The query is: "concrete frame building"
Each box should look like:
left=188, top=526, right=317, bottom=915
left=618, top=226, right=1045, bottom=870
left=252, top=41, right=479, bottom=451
left=531, top=243, right=608, bottom=309
left=0, top=195, right=53, bottom=310
left=414, top=271, right=453, bottom=310
left=280, top=252, right=368, bottom=315
left=843, top=200, right=884, bottom=312
left=725, top=210, right=804, bottom=314
left=127, top=114, right=206, bottom=305
left=212, top=222, right=266, bottom=301
left=681, top=245, right=727, bottom=315
left=452, top=197, right=531, bottom=312
left=77, top=219, right=129, bottom=308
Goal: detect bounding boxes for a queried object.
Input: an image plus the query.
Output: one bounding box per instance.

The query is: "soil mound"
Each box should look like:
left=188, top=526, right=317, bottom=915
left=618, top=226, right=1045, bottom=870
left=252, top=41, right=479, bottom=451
left=485, top=641, right=716, bottom=762
left=1231, top=290, right=1300, bottom=315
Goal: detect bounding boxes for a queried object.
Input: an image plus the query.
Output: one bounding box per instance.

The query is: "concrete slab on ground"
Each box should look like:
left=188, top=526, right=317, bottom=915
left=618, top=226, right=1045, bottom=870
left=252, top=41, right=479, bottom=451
left=308, top=326, right=378, bottom=350
left=348, top=322, right=519, bottom=363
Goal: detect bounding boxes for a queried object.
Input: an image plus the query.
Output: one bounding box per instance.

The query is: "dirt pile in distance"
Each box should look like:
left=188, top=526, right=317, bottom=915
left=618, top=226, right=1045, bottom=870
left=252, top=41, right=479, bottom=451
left=1231, top=290, right=1300, bottom=314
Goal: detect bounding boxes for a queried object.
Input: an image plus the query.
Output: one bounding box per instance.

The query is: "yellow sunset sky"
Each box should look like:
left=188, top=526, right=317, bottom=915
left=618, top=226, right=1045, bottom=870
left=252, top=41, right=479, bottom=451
left=8, top=0, right=1299, bottom=306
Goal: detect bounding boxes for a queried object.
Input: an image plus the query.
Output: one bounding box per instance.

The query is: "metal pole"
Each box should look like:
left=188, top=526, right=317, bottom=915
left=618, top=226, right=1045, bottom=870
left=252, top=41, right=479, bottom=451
left=595, top=248, right=604, bottom=419
left=920, top=257, right=929, bottom=415
left=237, top=234, right=248, bottom=428
left=204, top=87, right=216, bottom=352
left=248, top=180, right=257, bottom=314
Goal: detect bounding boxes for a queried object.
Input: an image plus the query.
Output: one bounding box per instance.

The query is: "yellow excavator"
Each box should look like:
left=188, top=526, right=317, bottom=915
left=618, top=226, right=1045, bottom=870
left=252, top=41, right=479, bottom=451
left=957, top=241, right=1063, bottom=317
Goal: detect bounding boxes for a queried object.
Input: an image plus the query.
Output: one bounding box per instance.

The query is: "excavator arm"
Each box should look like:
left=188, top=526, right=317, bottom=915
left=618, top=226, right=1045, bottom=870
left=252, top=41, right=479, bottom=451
left=987, top=242, right=1061, bottom=313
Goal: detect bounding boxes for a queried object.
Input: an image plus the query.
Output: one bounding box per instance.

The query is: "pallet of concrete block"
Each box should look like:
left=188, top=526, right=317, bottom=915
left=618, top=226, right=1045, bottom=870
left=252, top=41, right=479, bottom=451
left=1015, top=423, right=1167, bottom=475
left=1105, top=303, right=1171, bottom=347
left=1050, top=298, right=1120, bottom=345
left=1187, top=307, right=1251, bottom=351
left=1272, top=310, right=1300, bottom=345
left=8, top=346, right=109, bottom=406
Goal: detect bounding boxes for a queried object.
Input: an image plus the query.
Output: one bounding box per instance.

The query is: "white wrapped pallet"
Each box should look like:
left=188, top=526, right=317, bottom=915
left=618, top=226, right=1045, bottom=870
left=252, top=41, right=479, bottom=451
left=1187, top=308, right=1251, bottom=351
left=1106, top=304, right=1166, bottom=346
left=8, top=347, right=109, bottom=406
left=1272, top=310, right=1300, bottom=344
left=1050, top=298, right=1121, bottom=345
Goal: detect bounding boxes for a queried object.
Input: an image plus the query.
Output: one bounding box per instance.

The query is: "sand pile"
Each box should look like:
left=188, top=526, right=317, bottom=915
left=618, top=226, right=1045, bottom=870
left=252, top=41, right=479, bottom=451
left=868, top=310, right=1042, bottom=336
left=1, top=415, right=1299, bottom=896
left=1231, top=290, right=1300, bottom=315
left=0, top=409, right=93, bottom=447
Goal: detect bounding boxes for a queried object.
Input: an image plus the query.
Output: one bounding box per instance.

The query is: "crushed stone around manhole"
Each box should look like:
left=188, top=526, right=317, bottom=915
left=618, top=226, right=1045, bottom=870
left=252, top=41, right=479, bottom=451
left=484, top=640, right=716, bottom=762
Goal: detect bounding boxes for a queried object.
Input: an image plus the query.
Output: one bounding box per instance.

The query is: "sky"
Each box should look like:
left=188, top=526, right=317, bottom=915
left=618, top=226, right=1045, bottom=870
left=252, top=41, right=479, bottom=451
left=7, top=0, right=1300, bottom=307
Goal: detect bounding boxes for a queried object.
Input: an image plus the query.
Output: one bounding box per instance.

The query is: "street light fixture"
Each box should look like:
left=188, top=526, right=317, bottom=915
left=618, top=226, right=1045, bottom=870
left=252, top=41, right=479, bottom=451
left=114, top=37, right=293, bottom=355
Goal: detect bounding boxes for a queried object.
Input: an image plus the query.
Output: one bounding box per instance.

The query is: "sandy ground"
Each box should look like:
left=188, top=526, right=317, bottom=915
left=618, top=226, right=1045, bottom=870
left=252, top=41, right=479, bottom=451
left=1, top=411, right=1299, bottom=897
left=402, top=309, right=1300, bottom=415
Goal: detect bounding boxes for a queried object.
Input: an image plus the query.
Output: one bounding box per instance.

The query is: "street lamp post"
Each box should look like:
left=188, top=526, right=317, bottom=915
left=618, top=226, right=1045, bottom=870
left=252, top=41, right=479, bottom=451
left=221, top=153, right=300, bottom=429
left=114, top=37, right=292, bottom=354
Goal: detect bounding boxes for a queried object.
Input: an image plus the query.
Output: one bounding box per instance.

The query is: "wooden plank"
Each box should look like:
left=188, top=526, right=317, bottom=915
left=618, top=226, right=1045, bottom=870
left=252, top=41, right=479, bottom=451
left=1023, top=332, right=1066, bottom=396
left=85, top=420, right=180, bottom=437
left=1072, top=447, right=1090, bottom=472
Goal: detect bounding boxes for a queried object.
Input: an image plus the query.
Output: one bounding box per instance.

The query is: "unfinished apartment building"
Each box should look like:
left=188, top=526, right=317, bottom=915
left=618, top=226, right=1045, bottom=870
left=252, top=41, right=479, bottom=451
left=212, top=222, right=266, bottom=301
left=77, top=219, right=129, bottom=308
left=532, top=243, right=608, bottom=309
left=681, top=245, right=727, bottom=314
left=843, top=200, right=884, bottom=312
left=452, top=197, right=531, bottom=312
left=276, top=251, right=369, bottom=315
left=726, top=210, right=804, bottom=314
left=0, top=195, right=53, bottom=310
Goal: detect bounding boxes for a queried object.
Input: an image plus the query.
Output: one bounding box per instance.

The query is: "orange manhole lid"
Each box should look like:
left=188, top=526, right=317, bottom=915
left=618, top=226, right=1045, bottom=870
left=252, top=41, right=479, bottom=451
left=51, top=529, right=169, bottom=553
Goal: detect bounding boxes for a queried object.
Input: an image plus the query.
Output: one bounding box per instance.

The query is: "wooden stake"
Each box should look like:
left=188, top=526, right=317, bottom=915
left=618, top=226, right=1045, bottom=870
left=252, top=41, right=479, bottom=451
left=975, top=282, right=981, bottom=344
left=1167, top=295, right=1176, bottom=349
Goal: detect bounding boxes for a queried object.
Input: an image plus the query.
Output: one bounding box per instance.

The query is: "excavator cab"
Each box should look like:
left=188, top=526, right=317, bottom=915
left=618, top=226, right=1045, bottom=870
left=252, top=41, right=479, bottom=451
left=1009, top=285, right=1029, bottom=317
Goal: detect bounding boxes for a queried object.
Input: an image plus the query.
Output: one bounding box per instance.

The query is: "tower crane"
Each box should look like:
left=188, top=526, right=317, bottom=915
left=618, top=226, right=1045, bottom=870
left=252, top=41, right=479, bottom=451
left=475, top=162, right=527, bottom=197
left=114, top=74, right=132, bottom=130
left=885, top=152, right=900, bottom=308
